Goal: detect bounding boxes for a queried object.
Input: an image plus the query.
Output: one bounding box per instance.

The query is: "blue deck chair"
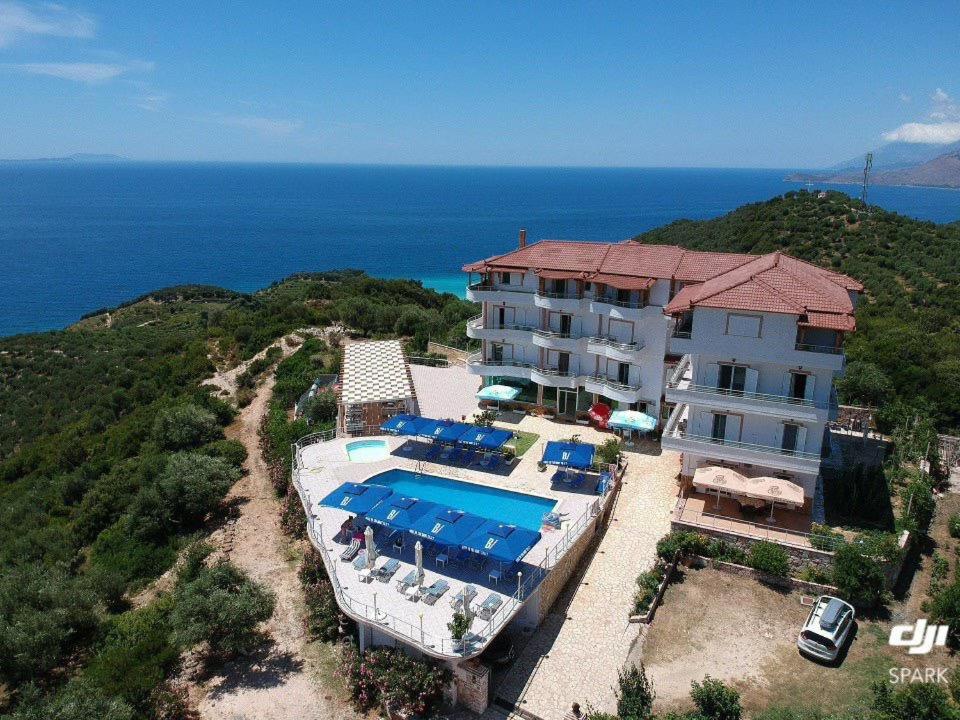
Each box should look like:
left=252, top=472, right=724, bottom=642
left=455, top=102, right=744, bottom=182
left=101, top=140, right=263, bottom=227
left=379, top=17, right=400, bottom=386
left=483, top=454, right=502, bottom=472
left=351, top=551, right=368, bottom=571
left=396, top=568, right=419, bottom=592
left=570, top=472, right=586, bottom=489
left=425, top=444, right=443, bottom=461
left=421, top=579, right=450, bottom=605
left=375, top=557, right=400, bottom=582
left=461, top=448, right=477, bottom=465
left=476, top=593, right=503, bottom=620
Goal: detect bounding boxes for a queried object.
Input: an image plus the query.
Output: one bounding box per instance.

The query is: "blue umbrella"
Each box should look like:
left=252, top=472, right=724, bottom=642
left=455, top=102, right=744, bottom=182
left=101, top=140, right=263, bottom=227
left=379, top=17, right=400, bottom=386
left=416, top=418, right=454, bottom=440
left=479, top=429, right=513, bottom=451
left=607, top=410, right=657, bottom=432
left=458, top=426, right=492, bottom=447
left=317, top=482, right=392, bottom=514
left=435, top=422, right=472, bottom=444
left=476, top=384, right=521, bottom=402
left=365, top=496, right=437, bottom=531
left=409, top=506, right=486, bottom=545
left=461, top=520, right=541, bottom=564
left=380, top=414, right=425, bottom=436
left=542, top=441, right=595, bottom=469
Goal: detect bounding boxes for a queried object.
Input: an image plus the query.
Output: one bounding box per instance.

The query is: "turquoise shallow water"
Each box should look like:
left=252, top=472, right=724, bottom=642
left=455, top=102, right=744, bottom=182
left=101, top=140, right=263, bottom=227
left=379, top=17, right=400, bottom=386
left=364, top=468, right=555, bottom=532
left=345, top=439, right=391, bottom=462
left=1, top=162, right=957, bottom=336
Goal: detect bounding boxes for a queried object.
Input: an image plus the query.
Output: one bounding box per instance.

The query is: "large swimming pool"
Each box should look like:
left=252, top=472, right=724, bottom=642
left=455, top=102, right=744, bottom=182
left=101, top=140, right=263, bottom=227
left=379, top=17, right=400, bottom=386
left=365, top=469, right=555, bottom=532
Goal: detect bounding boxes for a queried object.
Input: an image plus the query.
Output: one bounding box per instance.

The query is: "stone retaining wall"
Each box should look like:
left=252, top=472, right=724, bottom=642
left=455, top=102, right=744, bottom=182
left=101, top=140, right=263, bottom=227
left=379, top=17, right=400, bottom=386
left=426, top=342, right=471, bottom=365
left=691, top=556, right=839, bottom=595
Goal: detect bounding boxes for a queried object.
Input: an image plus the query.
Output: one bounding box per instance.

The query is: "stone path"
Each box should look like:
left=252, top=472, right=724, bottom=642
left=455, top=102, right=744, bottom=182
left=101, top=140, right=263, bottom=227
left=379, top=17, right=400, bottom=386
left=491, top=441, right=681, bottom=719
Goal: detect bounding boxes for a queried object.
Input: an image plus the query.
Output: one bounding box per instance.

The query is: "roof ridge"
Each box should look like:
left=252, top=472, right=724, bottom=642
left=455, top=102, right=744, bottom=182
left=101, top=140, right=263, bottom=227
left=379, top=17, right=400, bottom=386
left=750, top=272, right=807, bottom=314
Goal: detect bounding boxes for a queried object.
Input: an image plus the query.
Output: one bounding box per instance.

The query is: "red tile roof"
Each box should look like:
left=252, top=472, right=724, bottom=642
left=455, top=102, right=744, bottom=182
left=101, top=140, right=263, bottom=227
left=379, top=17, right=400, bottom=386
left=463, top=238, right=861, bottom=331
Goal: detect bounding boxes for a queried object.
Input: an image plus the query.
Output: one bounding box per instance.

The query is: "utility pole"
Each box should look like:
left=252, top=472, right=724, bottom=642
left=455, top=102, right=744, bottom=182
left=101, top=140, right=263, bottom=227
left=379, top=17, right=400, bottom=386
left=861, top=152, right=873, bottom=208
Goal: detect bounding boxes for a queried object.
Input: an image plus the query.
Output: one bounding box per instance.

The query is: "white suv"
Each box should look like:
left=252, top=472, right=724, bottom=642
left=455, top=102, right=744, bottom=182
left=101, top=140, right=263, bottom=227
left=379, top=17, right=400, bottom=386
left=797, top=595, right=855, bottom=662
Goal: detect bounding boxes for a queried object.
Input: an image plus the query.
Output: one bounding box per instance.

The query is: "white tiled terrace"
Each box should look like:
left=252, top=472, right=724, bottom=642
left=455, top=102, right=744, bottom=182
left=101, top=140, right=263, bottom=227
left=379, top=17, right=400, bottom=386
left=292, top=433, right=606, bottom=660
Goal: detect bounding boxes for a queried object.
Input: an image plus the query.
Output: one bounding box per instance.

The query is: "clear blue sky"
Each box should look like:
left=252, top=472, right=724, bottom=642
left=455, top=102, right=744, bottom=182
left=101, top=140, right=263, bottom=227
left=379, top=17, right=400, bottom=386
left=1, top=1, right=958, bottom=167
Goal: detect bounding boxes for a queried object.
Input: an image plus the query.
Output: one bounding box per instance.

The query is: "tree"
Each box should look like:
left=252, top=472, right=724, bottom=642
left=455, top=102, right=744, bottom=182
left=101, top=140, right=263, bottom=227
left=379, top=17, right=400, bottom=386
left=929, top=581, right=960, bottom=647
left=151, top=404, right=220, bottom=450
left=6, top=680, right=135, bottom=720
left=616, top=663, right=655, bottom=720
left=748, top=542, right=790, bottom=577
left=835, top=361, right=893, bottom=408
left=690, top=676, right=742, bottom=720
left=870, top=679, right=958, bottom=720
left=305, top=390, right=337, bottom=425
left=170, top=562, right=275, bottom=657
left=832, top=543, right=887, bottom=610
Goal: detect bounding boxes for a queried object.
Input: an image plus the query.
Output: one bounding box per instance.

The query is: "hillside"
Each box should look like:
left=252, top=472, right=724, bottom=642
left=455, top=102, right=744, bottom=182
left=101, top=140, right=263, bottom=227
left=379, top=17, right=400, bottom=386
left=787, top=149, right=960, bottom=189
left=635, top=189, right=960, bottom=428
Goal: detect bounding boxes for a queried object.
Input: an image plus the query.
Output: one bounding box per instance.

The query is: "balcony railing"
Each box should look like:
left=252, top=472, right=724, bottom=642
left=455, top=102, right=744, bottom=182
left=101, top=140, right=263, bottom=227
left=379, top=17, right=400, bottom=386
left=533, top=366, right=576, bottom=378
left=794, top=342, right=843, bottom=355
left=593, top=295, right=645, bottom=309
left=467, top=282, right=535, bottom=295
left=586, top=335, right=643, bottom=352
left=535, top=290, right=583, bottom=301
left=583, top=374, right=641, bottom=393
left=532, top=327, right=580, bottom=340
left=468, top=316, right=538, bottom=334
left=672, top=328, right=692, bottom=339
left=663, top=429, right=821, bottom=462
left=467, top=354, right=534, bottom=370
left=666, top=381, right=825, bottom=409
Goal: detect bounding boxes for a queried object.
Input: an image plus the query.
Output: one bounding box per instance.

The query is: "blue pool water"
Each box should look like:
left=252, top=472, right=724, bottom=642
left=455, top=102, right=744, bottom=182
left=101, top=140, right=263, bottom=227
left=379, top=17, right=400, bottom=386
left=346, top=439, right=391, bottom=462
left=365, top=469, right=555, bottom=532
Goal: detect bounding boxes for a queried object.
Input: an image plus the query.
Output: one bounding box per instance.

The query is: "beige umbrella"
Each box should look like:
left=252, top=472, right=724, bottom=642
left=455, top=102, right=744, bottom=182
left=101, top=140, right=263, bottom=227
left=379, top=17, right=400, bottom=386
left=414, top=540, right=424, bottom=586
left=365, top=525, right=377, bottom=569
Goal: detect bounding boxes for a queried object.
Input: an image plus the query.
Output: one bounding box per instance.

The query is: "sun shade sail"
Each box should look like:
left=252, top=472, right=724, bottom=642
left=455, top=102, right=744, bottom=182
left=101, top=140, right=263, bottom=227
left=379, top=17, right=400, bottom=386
left=476, top=384, right=521, bottom=401
left=318, top=482, right=392, bottom=514
left=607, top=410, right=656, bottom=432
left=460, top=520, right=541, bottom=564
left=458, top=426, right=492, bottom=447
left=416, top=418, right=454, bottom=440
left=364, top=495, right=437, bottom=531
left=542, top=441, right=595, bottom=469
left=479, top=429, right=513, bottom=451
left=409, top=506, right=486, bottom=545
left=380, top=414, right=425, bottom=435
left=435, top=422, right=472, bottom=444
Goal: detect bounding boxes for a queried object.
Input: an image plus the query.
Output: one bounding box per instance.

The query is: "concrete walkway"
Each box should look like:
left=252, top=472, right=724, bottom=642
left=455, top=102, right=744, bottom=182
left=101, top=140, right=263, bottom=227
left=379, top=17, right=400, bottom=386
left=492, top=439, right=681, bottom=719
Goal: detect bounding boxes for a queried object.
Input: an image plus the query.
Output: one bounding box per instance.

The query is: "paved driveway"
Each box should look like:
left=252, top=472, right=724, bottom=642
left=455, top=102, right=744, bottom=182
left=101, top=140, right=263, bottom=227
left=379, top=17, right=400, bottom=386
left=491, top=441, right=681, bottom=719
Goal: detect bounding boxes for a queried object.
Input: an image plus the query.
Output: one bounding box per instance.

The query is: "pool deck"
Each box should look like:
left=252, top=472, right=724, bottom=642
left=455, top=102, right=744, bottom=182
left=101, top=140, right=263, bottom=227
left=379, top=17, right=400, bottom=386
left=293, top=433, right=605, bottom=660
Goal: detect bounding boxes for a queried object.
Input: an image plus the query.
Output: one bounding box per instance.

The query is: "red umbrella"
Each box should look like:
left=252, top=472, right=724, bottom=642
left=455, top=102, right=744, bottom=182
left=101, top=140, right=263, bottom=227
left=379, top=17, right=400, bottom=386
left=588, top=402, right=612, bottom=428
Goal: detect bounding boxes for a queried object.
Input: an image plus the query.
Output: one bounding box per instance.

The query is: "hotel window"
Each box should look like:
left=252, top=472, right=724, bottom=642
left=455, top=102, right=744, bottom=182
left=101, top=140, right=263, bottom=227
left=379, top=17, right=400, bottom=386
left=491, top=343, right=504, bottom=362
left=781, top=423, right=807, bottom=453
left=725, top=313, right=762, bottom=338
left=501, top=272, right=514, bottom=285
left=717, top=364, right=747, bottom=393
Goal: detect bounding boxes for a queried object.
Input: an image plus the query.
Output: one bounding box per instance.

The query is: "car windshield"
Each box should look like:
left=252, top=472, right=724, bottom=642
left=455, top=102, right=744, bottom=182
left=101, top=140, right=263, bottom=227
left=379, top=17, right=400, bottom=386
left=801, top=629, right=836, bottom=650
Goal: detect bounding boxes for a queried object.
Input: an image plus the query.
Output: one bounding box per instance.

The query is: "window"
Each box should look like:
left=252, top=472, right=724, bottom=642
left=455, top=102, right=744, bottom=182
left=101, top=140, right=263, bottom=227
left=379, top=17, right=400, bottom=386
left=711, top=414, right=727, bottom=441
left=497, top=307, right=505, bottom=328
left=725, top=313, right=762, bottom=338
left=557, top=352, right=570, bottom=374
left=781, top=423, right=807, bottom=453
left=617, top=362, right=630, bottom=385
left=501, top=272, right=513, bottom=285
left=718, top=364, right=747, bottom=393
left=491, top=343, right=504, bottom=362
left=616, top=288, right=631, bottom=305
left=559, top=314, right=572, bottom=337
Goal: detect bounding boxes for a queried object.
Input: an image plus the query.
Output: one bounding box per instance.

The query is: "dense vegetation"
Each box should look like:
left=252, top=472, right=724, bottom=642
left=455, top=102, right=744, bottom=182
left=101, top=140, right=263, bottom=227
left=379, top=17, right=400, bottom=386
left=0, top=271, right=473, bottom=717
left=636, top=190, right=960, bottom=429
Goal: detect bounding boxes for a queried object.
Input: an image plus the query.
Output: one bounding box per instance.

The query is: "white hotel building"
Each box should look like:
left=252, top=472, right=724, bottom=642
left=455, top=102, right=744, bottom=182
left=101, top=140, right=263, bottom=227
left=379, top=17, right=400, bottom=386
left=464, top=233, right=861, bottom=501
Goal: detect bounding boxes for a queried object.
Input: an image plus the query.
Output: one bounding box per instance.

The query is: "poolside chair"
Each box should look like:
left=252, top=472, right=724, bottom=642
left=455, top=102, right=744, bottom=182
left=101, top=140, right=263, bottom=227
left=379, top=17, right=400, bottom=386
left=420, top=579, right=450, bottom=606
left=425, top=444, right=443, bottom=461
left=475, top=592, right=503, bottom=620
left=448, top=447, right=465, bottom=464
left=351, top=551, right=368, bottom=571
left=483, top=454, right=502, bottom=472
left=570, top=472, right=586, bottom=490
left=375, top=557, right=400, bottom=582
left=340, top=538, right=361, bottom=561
left=450, top=584, right=477, bottom=610
left=550, top=469, right=566, bottom=485
left=461, top=448, right=477, bottom=465
left=396, top=568, right=420, bottom=592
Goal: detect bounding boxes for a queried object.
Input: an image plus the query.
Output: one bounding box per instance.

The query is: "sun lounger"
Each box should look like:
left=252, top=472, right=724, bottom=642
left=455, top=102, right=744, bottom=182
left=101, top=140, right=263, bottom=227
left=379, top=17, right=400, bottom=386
left=570, top=472, right=586, bottom=489
left=396, top=569, right=420, bottom=592
left=351, top=551, right=368, bottom=571
left=448, top=447, right=464, bottom=463
left=475, top=592, right=503, bottom=620
left=375, top=557, right=400, bottom=582
left=421, top=579, right=450, bottom=605
left=483, top=454, right=502, bottom=471
left=550, top=469, right=566, bottom=484
left=450, top=583, right=477, bottom=610
left=340, top=538, right=361, bottom=561
left=425, top=444, right=443, bottom=461
left=461, top=448, right=477, bottom=465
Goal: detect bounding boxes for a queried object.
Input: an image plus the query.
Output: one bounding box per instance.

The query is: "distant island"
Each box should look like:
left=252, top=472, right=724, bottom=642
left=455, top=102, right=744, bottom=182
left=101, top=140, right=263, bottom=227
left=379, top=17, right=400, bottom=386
left=0, top=153, right=126, bottom=163
left=787, top=140, right=960, bottom=189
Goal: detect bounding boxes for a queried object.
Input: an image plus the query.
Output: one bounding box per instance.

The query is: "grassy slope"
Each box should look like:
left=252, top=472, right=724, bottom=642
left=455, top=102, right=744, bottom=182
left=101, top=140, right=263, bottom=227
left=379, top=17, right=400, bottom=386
left=635, top=189, right=960, bottom=428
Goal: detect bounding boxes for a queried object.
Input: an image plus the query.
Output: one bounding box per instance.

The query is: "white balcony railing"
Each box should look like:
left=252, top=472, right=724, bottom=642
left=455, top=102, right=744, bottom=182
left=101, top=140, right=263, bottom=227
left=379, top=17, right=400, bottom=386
left=666, top=381, right=826, bottom=410
left=662, top=428, right=821, bottom=463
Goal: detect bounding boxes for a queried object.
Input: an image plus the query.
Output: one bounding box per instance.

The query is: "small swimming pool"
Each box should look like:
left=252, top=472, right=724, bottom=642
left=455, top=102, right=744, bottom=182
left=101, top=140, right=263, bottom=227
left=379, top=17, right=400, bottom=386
left=365, top=469, right=555, bottom=532
left=346, top=439, right=391, bottom=463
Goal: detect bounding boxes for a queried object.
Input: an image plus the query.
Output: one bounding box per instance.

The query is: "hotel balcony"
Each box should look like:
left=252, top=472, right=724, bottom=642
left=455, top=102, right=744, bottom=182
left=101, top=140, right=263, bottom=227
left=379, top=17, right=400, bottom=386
left=466, top=316, right=537, bottom=344
left=792, top=342, right=846, bottom=372
left=581, top=374, right=644, bottom=405
left=534, top=290, right=584, bottom=313
left=531, top=328, right=583, bottom=352
left=530, top=365, right=579, bottom=389
left=661, top=404, right=822, bottom=475
left=588, top=296, right=646, bottom=320
left=465, top=282, right=536, bottom=305
left=465, top=353, right=533, bottom=382
left=585, top=335, right=645, bottom=364
left=665, top=379, right=827, bottom=423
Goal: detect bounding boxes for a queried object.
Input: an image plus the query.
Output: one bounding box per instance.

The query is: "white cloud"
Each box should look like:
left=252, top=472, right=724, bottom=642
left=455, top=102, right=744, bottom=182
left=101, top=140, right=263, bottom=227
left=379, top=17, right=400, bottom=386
left=4, top=59, right=152, bottom=83
left=882, top=87, right=960, bottom=144
left=0, top=1, right=94, bottom=47
left=135, top=92, right=166, bottom=111
left=898, top=93, right=911, bottom=103
left=882, top=121, right=960, bottom=144
left=212, top=115, right=303, bottom=137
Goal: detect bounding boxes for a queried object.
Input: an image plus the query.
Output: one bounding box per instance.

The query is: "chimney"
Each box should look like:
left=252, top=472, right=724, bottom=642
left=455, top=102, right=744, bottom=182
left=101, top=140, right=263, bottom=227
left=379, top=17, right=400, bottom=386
left=519, top=228, right=527, bottom=249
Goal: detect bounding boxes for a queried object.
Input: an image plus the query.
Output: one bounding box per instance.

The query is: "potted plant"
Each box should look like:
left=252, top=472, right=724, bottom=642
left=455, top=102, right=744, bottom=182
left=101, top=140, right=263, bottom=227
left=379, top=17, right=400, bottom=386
left=448, top=611, right=470, bottom=652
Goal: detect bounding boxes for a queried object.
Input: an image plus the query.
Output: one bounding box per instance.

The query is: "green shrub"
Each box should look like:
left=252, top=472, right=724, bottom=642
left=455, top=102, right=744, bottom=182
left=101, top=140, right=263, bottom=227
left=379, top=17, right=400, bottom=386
left=151, top=404, right=221, bottom=451
left=170, top=562, right=275, bottom=658
left=929, top=580, right=960, bottom=647
left=657, top=531, right=710, bottom=561
left=796, top=563, right=833, bottom=585
left=706, top=539, right=748, bottom=565
left=871, top=679, right=959, bottom=720
left=748, top=542, right=790, bottom=577
left=595, top=438, right=623, bottom=466
left=5, top=680, right=135, bottom=720
left=616, top=663, right=655, bottom=720
left=197, top=439, right=248, bottom=469
left=304, top=390, right=337, bottom=425
left=899, top=473, right=936, bottom=533
left=632, top=564, right=666, bottom=615
left=809, top=524, right=845, bottom=552
left=690, top=676, right=742, bottom=720
left=299, top=548, right=349, bottom=642
left=949, top=513, right=960, bottom=539
left=832, top=543, right=887, bottom=609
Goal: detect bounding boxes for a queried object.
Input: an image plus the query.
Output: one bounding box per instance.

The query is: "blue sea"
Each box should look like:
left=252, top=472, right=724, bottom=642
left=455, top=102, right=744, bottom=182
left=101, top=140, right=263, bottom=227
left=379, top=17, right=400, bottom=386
left=1, top=163, right=957, bottom=337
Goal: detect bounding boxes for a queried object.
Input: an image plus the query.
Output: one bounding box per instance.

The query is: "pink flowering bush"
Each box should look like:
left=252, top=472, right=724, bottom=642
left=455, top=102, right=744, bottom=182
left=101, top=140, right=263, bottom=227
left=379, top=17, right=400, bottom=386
left=337, top=643, right=450, bottom=716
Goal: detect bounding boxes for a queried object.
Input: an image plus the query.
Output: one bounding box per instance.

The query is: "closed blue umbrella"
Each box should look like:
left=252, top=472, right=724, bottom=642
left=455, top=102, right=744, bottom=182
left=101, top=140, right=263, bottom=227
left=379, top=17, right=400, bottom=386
left=365, top=496, right=437, bottom=531
left=318, top=482, right=392, bottom=514
left=409, top=506, right=486, bottom=545
left=542, top=441, right=595, bottom=469
left=461, top=520, right=541, bottom=564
